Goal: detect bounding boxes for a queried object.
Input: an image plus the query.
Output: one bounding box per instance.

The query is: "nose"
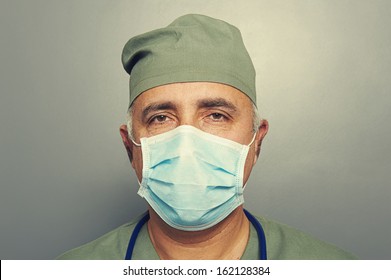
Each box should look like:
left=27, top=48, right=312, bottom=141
left=177, top=110, right=201, bottom=130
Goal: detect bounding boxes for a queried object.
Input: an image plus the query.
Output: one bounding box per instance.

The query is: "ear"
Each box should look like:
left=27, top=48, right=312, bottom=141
left=253, top=119, right=269, bottom=165
left=119, top=124, right=133, bottom=163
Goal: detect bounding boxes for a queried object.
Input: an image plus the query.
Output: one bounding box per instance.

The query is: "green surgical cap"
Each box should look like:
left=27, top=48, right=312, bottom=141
left=122, top=14, right=256, bottom=108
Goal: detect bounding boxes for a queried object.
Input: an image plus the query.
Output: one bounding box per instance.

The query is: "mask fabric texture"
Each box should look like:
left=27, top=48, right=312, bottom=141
left=135, top=125, right=254, bottom=231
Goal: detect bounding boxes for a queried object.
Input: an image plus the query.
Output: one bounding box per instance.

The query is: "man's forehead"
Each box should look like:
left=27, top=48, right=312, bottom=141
left=131, top=82, right=253, bottom=111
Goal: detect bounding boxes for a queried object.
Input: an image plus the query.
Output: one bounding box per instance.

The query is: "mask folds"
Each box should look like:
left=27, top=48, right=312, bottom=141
left=135, top=125, right=254, bottom=231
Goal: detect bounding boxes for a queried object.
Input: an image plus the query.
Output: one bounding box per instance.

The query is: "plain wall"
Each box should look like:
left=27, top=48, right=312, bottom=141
left=1, top=0, right=390, bottom=259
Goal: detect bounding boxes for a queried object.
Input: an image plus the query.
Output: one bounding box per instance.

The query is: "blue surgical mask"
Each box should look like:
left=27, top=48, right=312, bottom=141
left=132, top=125, right=255, bottom=231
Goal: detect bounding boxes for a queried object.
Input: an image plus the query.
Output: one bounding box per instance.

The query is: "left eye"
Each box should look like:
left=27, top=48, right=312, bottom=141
left=209, top=113, right=225, bottom=120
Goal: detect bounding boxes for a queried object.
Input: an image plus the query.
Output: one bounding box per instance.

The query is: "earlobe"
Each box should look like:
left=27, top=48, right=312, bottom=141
left=119, top=124, right=133, bottom=162
left=253, top=153, right=258, bottom=165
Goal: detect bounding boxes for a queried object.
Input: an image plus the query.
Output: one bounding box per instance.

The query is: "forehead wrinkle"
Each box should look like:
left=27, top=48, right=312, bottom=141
left=196, top=98, right=238, bottom=112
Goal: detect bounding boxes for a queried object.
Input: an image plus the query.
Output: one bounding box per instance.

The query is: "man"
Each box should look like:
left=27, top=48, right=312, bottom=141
left=58, top=14, right=355, bottom=259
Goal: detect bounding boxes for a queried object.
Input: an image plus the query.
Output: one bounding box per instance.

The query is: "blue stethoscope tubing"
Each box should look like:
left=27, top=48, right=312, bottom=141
left=125, top=209, right=267, bottom=260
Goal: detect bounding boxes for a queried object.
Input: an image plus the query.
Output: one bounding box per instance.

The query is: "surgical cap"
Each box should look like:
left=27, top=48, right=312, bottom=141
left=122, top=14, right=256, bottom=108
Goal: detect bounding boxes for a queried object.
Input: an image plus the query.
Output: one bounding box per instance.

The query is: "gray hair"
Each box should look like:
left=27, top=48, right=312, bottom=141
left=126, top=103, right=261, bottom=142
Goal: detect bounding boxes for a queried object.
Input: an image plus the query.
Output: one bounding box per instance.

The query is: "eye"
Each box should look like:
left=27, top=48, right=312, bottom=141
left=209, top=112, right=227, bottom=121
left=150, top=115, right=169, bottom=124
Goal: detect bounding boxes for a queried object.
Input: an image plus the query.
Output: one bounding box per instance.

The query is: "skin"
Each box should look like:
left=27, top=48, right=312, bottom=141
left=119, top=82, right=269, bottom=259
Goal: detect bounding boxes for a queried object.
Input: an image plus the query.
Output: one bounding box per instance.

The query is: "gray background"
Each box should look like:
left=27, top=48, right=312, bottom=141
left=1, top=0, right=390, bottom=260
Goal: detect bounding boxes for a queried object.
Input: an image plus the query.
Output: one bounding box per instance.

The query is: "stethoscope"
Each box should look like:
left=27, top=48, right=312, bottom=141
left=125, top=209, right=267, bottom=260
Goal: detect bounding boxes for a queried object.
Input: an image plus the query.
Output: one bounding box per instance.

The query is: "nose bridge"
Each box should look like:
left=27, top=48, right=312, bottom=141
left=177, top=129, right=193, bottom=156
left=177, top=103, right=199, bottom=129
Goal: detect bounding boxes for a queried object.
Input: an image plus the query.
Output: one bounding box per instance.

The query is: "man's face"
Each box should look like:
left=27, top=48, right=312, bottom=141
left=120, top=82, right=268, bottom=186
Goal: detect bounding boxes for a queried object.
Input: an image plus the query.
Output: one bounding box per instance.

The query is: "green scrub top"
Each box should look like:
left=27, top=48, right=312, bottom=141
left=57, top=212, right=356, bottom=260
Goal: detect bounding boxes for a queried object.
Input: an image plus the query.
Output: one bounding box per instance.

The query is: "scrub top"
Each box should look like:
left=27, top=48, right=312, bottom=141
left=57, top=212, right=356, bottom=260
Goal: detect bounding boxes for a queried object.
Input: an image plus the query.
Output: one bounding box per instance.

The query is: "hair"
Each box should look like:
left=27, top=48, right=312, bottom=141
left=126, top=102, right=261, bottom=142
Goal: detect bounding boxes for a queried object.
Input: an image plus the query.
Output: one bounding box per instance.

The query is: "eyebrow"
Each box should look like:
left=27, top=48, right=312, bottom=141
left=141, top=101, right=177, bottom=121
left=196, top=98, right=237, bottom=112
left=140, top=98, right=237, bottom=121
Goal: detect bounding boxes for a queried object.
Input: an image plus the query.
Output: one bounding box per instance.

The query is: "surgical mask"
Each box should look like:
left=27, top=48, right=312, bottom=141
left=132, top=125, right=256, bottom=231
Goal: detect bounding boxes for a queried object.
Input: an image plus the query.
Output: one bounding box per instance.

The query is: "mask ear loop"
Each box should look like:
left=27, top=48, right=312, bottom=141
left=127, top=120, right=141, bottom=147
left=131, top=139, right=141, bottom=147
left=247, top=132, right=257, bottom=147
left=131, top=138, right=142, bottom=185
left=240, top=133, right=257, bottom=191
